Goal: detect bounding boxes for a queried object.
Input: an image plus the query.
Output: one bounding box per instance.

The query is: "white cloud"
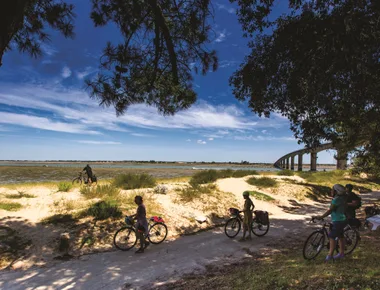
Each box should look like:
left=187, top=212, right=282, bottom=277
left=61, top=66, right=72, bottom=78
left=77, top=140, right=121, bottom=145
left=40, top=43, right=58, bottom=56
left=215, top=30, right=226, bottom=43
left=208, top=137, right=214, bottom=141
left=130, top=133, right=155, bottom=138
left=197, top=140, right=207, bottom=145
left=219, top=60, right=240, bottom=68
left=234, top=135, right=294, bottom=141
left=76, top=67, right=97, bottom=80
left=216, top=3, right=236, bottom=14
left=0, top=112, right=100, bottom=135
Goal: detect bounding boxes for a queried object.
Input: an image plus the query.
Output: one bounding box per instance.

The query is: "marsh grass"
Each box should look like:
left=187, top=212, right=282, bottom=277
left=247, top=177, right=278, bottom=188
left=5, top=191, right=36, bottom=199
left=176, top=184, right=218, bottom=203
left=189, top=169, right=257, bottom=187
left=113, top=173, right=157, bottom=189
left=0, top=201, right=23, bottom=211
left=57, top=182, right=72, bottom=192
left=277, top=169, right=295, bottom=176
left=80, top=184, right=120, bottom=200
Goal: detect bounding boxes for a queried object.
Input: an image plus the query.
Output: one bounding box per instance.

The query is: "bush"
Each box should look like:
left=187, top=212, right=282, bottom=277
left=57, top=182, right=72, bottom=192
left=6, top=191, right=36, bottom=198
left=41, top=214, right=77, bottom=225
left=247, top=177, right=278, bottom=188
left=0, top=202, right=22, bottom=211
left=277, top=170, right=295, bottom=176
left=248, top=191, right=275, bottom=202
left=82, top=200, right=122, bottom=220
left=154, top=184, right=168, bottom=194
left=80, top=184, right=120, bottom=199
left=176, top=184, right=217, bottom=202
left=189, top=169, right=257, bottom=186
left=113, top=173, right=157, bottom=189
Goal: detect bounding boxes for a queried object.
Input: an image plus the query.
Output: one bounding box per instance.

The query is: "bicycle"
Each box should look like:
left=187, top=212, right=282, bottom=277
left=72, top=171, right=97, bottom=186
left=302, top=217, right=359, bottom=260
left=224, top=207, right=270, bottom=238
left=113, top=216, right=168, bottom=251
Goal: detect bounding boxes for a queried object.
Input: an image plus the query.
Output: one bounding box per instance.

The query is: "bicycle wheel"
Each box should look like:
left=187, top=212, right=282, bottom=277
left=113, top=227, right=137, bottom=251
left=303, top=230, right=325, bottom=260
left=336, top=228, right=359, bottom=255
left=148, top=223, right=168, bottom=244
left=251, top=219, right=270, bottom=237
left=72, top=177, right=82, bottom=185
left=224, top=218, right=241, bottom=238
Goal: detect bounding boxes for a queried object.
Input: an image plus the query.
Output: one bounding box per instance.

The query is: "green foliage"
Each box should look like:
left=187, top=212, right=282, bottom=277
left=113, top=173, right=157, bottom=190
left=297, top=170, right=346, bottom=185
left=230, top=0, right=380, bottom=152
left=6, top=191, right=36, bottom=199
left=0, top=201, right=22, bottom=211
left=277, top=170, right=295, bottom=176
left=57, top=182, right=72, bottom=192
left=248, top=191, right=275, bottom=202
left=80, top=184, right=120, bottom=199
left=189, top=169, right=256, bottom=186
left=82, top=200, right=122, bottom=220
left=247, top=177, right=278, bottom=188
left=41, top=214, right=77, bottom=225
left=0, top=1, right=74, bottom=66
left=176, top=184, right=217, bottom=203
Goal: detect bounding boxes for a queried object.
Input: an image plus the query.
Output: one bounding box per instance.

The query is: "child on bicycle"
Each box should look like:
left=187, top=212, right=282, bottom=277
left=313, top=184, right=347, bottom=262
left=240, top=191, right=255, bottom=241
left=131, top=195, right=149, bottom=254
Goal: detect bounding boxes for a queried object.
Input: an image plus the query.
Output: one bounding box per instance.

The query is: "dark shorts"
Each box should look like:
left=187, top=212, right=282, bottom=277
left=328, top=221, right=347, bottom=239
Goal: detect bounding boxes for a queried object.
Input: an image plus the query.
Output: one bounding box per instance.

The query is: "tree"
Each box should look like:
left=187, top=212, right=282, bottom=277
left=1, top=0, right=218, bottom=115
left=230, top=0, right=380, bottom=150
left=0, top=0, right=75, bottom=66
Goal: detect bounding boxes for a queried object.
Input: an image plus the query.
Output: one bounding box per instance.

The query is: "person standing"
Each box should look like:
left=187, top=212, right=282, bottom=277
left=240, top=191, right=255, bottom=242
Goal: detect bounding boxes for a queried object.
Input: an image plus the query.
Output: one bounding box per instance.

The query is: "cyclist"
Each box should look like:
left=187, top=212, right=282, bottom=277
left=82, top=164, right=93, bottom=184
left=131, top=195, right=149, bottom=253
left=240, top=191, right=255, bottom=242
left=313, top=184, right=347, bottom=262
left=345, top=184, right=361, bottom=220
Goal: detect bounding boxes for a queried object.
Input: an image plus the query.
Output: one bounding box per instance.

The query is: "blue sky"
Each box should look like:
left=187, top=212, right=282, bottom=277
left=0, top=0, right=337, bottom=163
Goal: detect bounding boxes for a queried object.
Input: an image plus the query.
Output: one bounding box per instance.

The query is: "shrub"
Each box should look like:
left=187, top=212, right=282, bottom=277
left=277, top=170, right=295, bottom=176
left=176, top=184, right=217, bottom=202
left=82, top=200, right=122, bottom=220
left=154, top=184, right=168, bottom=194
left=113, top=173, right=157, bottom=189
left=41, top=214, right=77, bottom=225
left=248, top=191, right=275, bottom=202
left=247, top=177, right=278, bottom=188
left=57, top=182, right=72, bottom=192
left=189, top=169, right=258, bottom=187
left=0, top=201, right=22, bottom=211
left=80, top=184, right=120, bottom=199
left=6, top=191, right=36, bottom=199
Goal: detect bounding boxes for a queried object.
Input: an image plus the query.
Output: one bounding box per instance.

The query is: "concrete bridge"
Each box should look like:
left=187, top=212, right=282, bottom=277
left=273, top=142, right=348, bottom=171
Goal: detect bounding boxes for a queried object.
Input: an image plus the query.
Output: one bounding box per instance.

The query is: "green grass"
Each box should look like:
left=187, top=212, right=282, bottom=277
left=113, top=173, right=157, bottom=189
left=80, top=200, right=123, bottom=220
left=168, top=232, right=380, bottom=290
left=41, top=214, right=77, bottom=225
left=57, top=182, right=72, bottom=192
left=5, top=191, right=36, bottom=199
left=176, top=184, right=218, bottom=203
left=80, top=184, right=120, bottom=199
left=277, top=169, right=295, bottom=176
left=246, top=177, right=278, bottom=188
left=247, top=191, right=275, bottom=202
left=296, top=170, right=346, bottom=184
left=0, top=201, right=23, bottom=211
left=189, top=169, right=257, bottom=187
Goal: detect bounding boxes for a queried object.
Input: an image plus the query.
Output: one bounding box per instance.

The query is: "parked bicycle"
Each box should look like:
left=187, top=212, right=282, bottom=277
left=72, top=171, right=97, bottom=185
left=114, top=215, right=168, bottom=251
left=303, top=217, right=359, bottom=260
left=224, top=207, right=270, bottom=238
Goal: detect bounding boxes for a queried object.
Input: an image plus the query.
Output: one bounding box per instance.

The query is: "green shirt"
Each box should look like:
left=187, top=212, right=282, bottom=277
left=331, top=195, right=347, bottom=222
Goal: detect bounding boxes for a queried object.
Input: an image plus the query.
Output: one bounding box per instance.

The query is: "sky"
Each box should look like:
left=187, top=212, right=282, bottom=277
left=0, top=0, right=337, bottom=163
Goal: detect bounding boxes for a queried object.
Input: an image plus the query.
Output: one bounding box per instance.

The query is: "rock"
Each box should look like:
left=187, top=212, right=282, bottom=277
left=59, top=233, right=70, bottom=254
left=195, top=216, right=207, bottom=223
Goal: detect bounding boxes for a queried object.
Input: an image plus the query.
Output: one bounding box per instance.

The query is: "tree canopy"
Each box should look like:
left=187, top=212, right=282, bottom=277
left=230, top=0, right=380, bottom=151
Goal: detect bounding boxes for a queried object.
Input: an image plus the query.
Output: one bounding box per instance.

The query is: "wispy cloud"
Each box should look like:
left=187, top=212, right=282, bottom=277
left=130, top=133, right=156, bottom=138
left=208, top=137, right=214, bottom=141
left=219, top=60, right=240, bottom=68
left=234, top=135, right=294, bottom=141
left=216, top=3, right=236, bottom=14
left=197, top=140, right=207, bottom=145
left=76, top=66, right=97, bottom=80
left=61, top=66, right=72, bottom=78
left=0, top=112, right=100, bottom=135
left=40, top=43, right=58, bottom=56
left=77, top=140, right=121, bottom=145
left=215, top=30, right=227, bottom=43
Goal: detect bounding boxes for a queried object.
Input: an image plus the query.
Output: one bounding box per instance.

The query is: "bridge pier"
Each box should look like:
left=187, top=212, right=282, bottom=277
left=310, top=152, right=317, bottom=171
left=286, top=158, right=289, bottom=169
left=290, top=156, right=295, bottom=170
left=298, top=154, right=303, bottom=171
